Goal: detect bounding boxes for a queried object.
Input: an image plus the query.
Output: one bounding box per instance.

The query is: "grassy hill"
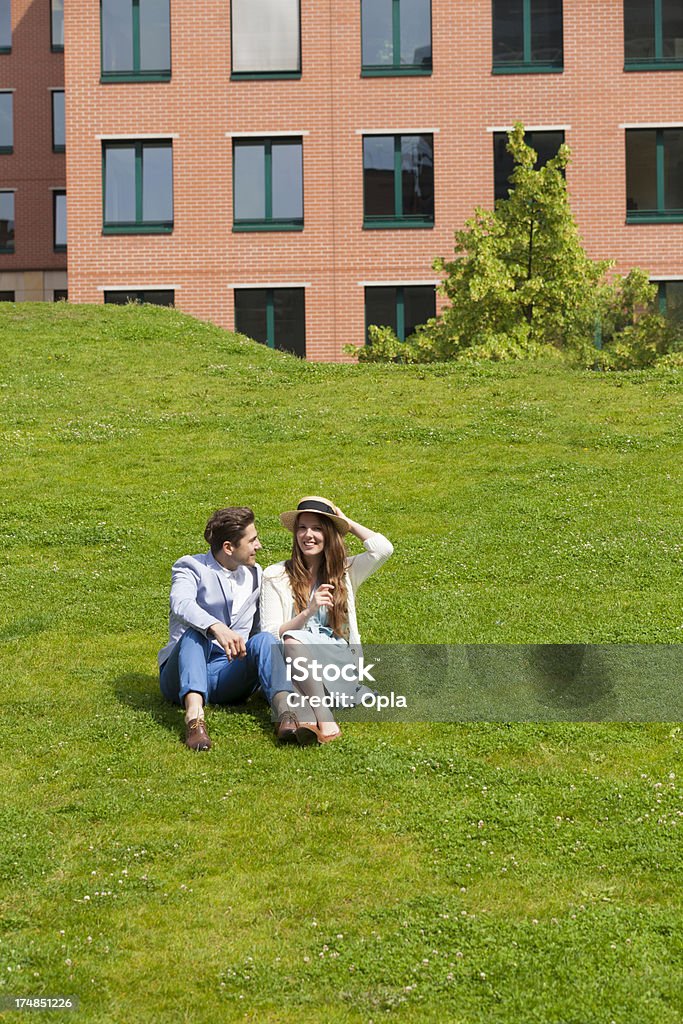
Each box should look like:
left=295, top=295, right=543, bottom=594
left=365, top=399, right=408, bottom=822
left=0, top=302, right=682, bottom=1023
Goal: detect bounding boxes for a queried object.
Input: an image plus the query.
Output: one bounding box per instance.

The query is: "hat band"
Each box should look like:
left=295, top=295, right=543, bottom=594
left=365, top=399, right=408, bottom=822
left=297, top=499, right=335, bottom=516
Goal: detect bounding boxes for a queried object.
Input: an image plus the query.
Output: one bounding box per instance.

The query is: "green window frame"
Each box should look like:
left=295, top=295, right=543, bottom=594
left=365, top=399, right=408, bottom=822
left=365, top=284, right=436, bottom=342
left=625, top=0, right=683, bottom=71
left=0, top=189, right=14, bottom=253
left=492, top=0, right=564, bottom=74
left=52, top=90, right=65, bottom=153
left=493, top=129, right=565, bottom=201
left=361, top=0, right=432, bottom=77
left=100, top=0, right=171, bottom=83
left=657, top=280, right=683, bottom=322
left=0, top=0, right=10, bottom=54
left=363, top=133, right=434, bottom=229
left=626, top=128, right=683, bottom=223
left=102, top=140, right=173, bottom=234
left=50, top=0, right=64, bottom=52
left=0, top=91, right=12, bottom=153
left=234, top=287, right=306, bottom=357
left=232, top=138, right=304, bottom=232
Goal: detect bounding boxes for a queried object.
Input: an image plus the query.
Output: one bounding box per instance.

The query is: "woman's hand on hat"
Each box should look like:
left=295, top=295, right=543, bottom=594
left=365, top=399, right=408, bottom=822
left=332, top=505, right=350, bottom=527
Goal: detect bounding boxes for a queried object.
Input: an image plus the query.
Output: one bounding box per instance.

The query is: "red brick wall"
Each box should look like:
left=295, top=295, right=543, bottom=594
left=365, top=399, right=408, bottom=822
left=0, top=0, right=65, bottom=273
left=65, top=0, right=683, bottom=360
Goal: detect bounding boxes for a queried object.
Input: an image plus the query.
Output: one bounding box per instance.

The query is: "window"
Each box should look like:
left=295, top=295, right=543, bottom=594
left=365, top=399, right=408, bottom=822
left=53, top=289, right=68, bottom=301
left=104, top=289, right=174, bottom=305
left=363, top=134, right=434, bottom=228
left=658, top=281, right=683, bottom=322
left=365, top=285, right=435, bottom=342
left=625, top=0, right=683, bottom=69
left=0, top=92, right=11, bottom=152
left=492, top=0, right=563, bottom=73
left=101, top=0, right=171, bottom=81
left=54, top=191, right=66, bottom=251
left=233, top=138, right=303, bottom=231
left=361, top=0, right=432, bottom=75
left=0, top=290, right=14, bottom=300
left=52, top=91, right=65, bottom=153
left=231, top=0, right=300, bottom=78
left=102, top=140, right=173, bottom=233
left=626, top=129, right=683, bottom=222
left=51, top=0, right=63, bottom=51
left=0, top=191, right=14, bottom=252
left=234, top=288, right=306, bottom=357
left=493, top=129, right=564, bottom=200
left=0, top=0, right=9, bottom=52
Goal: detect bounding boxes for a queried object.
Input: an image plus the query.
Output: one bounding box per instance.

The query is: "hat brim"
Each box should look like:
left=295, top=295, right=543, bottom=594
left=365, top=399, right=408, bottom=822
left=279, top=509, right=349, bottom=535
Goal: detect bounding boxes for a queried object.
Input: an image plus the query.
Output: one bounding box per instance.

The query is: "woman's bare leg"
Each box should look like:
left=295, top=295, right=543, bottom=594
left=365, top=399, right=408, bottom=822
left=283, top=638, right=340, bottom=739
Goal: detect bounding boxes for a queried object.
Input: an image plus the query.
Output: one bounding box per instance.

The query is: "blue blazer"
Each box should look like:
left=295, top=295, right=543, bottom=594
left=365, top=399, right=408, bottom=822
left=158, top=551, right=261, bottom=666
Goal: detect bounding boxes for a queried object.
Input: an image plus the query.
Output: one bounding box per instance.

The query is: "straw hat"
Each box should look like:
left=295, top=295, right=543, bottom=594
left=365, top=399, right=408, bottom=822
left=279, top=496, right=349, bottom=535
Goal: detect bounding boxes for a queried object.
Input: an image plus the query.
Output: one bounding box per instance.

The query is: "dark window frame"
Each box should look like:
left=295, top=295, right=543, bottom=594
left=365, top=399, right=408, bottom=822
left=492, top=0, right=564, bottom=74
left=0, top=90, right=12, bottom=154
left=104, top=289, right=175, bottom=306
left=363, top=133, right=435, bottom=229
left=0, top=188, right=14, bottom=253
left=52, top=90, right=65, bottom=153
left=100, top=0, right=172, bottom=83
left=0, top=289, right=14, bottom=301
left=50, top=0, right=64, bottom=52
left=361, top=0, right=433, bottom=77
left=626, top=128, right=683, bottom=223
left=232, top=137, right=304, bottom=232
left=53, top=190, right=66, bottom=252
left=230, top=0, right=302, bottom=80
left=102, top=139, right=174, bottom=234
left=0, top=0, right=10, bottom=53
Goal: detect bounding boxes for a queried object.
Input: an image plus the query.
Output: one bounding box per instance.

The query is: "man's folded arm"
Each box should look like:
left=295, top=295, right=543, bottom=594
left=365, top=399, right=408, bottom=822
left=169, top=560, right=220, bottom=637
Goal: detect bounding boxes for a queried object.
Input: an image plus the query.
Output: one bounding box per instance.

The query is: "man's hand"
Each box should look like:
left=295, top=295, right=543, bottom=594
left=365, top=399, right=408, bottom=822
left=208, top=622, right=247, bottom=660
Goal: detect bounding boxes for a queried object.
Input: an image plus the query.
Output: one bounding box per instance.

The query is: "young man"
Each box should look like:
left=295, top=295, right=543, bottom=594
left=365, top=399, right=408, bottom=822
left=158, top=507, right=311, bottom=749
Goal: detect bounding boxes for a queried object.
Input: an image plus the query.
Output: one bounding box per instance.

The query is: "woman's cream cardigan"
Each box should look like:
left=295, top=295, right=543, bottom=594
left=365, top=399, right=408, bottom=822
left=259, top=532, right=394, bottom=644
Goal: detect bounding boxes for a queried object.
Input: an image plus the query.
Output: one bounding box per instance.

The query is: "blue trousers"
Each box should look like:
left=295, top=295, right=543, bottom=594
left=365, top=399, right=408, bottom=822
left=159, top=628, right=287, bottom=708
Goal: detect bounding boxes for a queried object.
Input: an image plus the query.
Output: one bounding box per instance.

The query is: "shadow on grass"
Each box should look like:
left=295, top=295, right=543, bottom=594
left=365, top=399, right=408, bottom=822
left=111, top=673, right=275, bottom=744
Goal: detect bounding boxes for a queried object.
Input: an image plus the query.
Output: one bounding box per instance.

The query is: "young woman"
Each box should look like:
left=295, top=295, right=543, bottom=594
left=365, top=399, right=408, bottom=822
left=260, top=496, right=393, bottom=743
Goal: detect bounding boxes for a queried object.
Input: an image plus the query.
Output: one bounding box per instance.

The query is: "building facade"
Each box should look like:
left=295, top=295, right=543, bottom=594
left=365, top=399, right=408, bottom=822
left=4, top=1, right=683, bottom=357
left=0, top=0, right=66, bottom=301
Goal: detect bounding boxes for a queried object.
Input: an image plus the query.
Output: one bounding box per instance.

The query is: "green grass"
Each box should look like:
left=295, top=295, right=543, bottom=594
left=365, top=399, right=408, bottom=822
left=0, top=302, right=682, bottom=1023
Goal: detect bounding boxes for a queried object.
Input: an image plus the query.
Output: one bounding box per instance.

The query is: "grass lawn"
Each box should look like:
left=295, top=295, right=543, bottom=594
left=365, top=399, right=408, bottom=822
left=0, top=302, right=682, bottom=1023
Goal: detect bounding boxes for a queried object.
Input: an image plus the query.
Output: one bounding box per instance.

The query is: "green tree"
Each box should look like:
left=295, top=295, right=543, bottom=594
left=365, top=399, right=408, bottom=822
left=355, top=125, right=680, bottom=367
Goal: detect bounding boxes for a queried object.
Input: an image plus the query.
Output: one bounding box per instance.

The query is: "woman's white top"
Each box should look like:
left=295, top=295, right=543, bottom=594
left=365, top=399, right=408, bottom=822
left=259, top=532, right=394, bottom=644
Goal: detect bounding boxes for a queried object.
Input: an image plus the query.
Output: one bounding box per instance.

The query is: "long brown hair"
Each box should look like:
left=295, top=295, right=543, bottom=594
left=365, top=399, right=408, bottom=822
left=285, top=516, right=349, bottom=638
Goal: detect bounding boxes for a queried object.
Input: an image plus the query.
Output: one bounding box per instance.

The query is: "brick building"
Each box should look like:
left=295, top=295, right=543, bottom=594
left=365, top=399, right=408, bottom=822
left=0, top=0, right=66, bottom=301
left=3, top=1, right=683, bottom=358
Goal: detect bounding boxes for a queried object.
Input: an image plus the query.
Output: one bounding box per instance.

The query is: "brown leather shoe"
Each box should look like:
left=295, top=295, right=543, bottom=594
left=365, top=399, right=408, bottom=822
left=185, top=717, right=212, bottom=751
left=274, top=711, right=300, bottom=743
left=295, top=723, right=320, bottom=746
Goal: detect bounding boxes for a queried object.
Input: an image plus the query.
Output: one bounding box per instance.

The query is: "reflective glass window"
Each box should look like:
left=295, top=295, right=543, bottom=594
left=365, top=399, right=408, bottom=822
left=231, top=0, right=300, bottom=75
